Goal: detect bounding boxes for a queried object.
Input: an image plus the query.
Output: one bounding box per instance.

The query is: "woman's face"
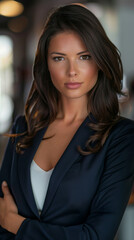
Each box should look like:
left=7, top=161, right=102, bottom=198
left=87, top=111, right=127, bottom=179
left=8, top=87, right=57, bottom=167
left=47, top=30, right=98, bottom=100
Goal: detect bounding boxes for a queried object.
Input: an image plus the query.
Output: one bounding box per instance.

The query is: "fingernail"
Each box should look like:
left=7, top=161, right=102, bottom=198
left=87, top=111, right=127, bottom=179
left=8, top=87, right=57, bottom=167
left=2, top=181, right=8, bottom=187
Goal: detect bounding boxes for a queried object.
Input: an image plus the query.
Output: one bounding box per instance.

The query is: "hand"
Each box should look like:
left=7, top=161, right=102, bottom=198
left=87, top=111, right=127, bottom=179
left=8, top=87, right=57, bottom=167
left=0, top=181, right=25, bottom=234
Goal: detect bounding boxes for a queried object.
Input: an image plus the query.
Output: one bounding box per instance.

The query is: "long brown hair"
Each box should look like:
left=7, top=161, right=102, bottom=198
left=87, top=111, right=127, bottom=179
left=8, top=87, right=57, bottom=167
left=13, top=4, right=123, bottom=154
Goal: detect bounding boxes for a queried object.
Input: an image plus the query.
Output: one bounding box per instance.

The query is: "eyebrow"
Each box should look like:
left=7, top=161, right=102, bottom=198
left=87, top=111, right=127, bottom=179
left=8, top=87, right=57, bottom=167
left=50, top=50, right=89, bottom=56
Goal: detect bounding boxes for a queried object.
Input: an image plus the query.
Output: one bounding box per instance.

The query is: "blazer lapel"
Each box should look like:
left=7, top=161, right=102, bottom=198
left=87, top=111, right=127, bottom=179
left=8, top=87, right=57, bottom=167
left=41, top=115, right=92, bottom=216
left=17, top=126, right=48, bottom=218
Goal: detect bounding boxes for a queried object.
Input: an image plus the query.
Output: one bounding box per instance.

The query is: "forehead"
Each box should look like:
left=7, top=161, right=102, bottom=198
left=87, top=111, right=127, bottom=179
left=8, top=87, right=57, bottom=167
left=48, top=30, right=87, bottom=53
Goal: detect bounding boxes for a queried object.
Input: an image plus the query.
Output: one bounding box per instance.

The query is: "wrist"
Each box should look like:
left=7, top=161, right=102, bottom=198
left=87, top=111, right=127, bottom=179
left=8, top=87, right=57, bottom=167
left=5, top=212, right=26, bottom=234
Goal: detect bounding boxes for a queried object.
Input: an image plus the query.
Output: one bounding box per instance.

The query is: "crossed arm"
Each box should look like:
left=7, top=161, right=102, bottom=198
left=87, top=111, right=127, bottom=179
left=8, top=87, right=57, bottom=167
left=0, top=181, right=25, bottom=234
left=0, top=173, right=133, bottom=240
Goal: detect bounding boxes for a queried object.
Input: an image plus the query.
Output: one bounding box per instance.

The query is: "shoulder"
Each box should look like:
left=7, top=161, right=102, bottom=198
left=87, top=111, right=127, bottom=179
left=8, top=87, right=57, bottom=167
left=106, top=117, right=134, bottom=162
left=104, top=117, right=134, bottom=176
left=109, top=116, right=134, bottom=140
left=117, top=116, right=134, bottom=128
left=103, top=116, right=134, bottom=162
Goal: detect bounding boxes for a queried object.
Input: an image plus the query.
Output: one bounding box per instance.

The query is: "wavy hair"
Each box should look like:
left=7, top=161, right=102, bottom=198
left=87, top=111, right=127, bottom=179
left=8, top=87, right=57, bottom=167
left=13, top=4, right=123, bottom=154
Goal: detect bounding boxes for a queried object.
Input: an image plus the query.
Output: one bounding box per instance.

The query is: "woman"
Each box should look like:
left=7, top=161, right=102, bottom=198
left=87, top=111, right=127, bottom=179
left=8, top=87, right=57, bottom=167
left=0, top=4, right=134, bottom=240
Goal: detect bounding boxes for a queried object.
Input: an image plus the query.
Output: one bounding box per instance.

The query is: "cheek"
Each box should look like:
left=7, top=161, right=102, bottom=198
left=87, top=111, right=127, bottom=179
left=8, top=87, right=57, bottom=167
left=48, top=60, right=64, bottom=79
left=48, top=66, right=64, bottom=90
left=91, top=68, right=98, bottom=81
left=84, top=65, right=98, bottom=90
left=80, top=61, right=98, bottom=77
left=85, top=66, right=98, bottom=83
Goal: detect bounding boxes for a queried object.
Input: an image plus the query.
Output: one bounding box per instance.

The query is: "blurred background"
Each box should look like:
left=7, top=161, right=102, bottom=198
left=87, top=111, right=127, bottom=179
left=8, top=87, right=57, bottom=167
left=0, top=0, right=134, bottom=239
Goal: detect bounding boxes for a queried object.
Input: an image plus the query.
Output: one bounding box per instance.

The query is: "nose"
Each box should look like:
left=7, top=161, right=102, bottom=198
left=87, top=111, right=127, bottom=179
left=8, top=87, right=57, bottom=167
left=67, top=59, right=78, bottom=77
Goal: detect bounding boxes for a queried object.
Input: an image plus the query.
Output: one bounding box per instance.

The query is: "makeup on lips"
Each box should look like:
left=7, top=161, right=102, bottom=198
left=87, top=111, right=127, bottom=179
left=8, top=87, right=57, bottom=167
left=64, top=82, right=83, bottom=89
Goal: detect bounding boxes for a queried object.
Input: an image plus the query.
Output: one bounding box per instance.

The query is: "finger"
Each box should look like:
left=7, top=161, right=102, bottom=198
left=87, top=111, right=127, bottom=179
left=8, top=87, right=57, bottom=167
left=2, top=181, right=16, bottom=206
left=1, top=181, right=11, bottom=196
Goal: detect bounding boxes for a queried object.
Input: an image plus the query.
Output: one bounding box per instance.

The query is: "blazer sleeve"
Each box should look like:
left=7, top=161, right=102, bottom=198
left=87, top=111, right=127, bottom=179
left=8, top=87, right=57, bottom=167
left=0, top=116, right=22, bottom=240
left=14, top=121, right=134, bottom=240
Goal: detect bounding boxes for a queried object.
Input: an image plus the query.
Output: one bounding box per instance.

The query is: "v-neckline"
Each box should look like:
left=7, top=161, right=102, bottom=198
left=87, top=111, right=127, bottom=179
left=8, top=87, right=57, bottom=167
left=33, top=115, right=90, bottom=172
left=41, top=114, right=91, bottom=215
left=32, top=160, right=54, bottom=173
left=17, top=114, right=91, bottom=218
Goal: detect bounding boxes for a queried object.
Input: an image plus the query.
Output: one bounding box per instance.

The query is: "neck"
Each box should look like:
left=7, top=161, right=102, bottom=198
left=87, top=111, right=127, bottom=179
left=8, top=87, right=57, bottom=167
left=57, top=95, right=89, bottom=123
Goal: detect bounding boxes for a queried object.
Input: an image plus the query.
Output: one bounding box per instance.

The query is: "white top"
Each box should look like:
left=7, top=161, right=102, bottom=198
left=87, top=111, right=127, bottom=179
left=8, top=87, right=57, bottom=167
left=30, top=160, right=54, bottom=214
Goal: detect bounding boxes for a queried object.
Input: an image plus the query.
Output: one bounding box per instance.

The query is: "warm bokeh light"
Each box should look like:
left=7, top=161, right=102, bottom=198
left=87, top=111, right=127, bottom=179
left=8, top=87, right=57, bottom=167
left=0, top=0, right=24, bottom=17
left=8, top=16, right=28, bottom=32
left=0, top=36, right=12, bottom=68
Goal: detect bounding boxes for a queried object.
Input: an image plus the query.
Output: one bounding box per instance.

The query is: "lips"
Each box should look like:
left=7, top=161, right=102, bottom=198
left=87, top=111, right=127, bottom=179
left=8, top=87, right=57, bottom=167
left=64, top=82, right=83, bottom=89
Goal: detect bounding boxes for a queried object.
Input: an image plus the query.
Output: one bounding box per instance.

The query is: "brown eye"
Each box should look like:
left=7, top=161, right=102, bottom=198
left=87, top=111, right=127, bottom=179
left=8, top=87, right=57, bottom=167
left=53, top=56, right=64, bottom=61
left=80, top=55, right=91, bottom=60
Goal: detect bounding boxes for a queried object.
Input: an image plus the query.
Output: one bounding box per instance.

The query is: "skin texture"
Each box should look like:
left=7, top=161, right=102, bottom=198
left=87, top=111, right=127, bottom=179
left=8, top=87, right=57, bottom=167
left=47, top=30, right=99, bottom=122
left=47, top=31, right=98, bottom=102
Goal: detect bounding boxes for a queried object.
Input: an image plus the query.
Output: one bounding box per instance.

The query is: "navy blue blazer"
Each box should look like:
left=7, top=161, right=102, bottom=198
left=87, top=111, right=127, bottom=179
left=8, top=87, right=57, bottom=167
left=0, top=115, right=134, bottom=240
